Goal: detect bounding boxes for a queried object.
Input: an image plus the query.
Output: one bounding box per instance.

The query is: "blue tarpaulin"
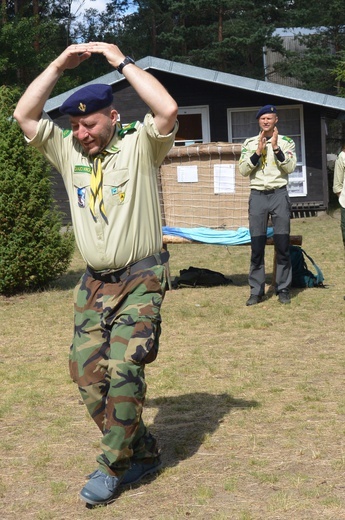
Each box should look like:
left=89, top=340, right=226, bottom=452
left=163, top=226, right=274, bottom=246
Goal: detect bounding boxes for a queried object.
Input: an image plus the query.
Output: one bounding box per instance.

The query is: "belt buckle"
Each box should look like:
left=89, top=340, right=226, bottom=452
left=102, top=266, right=126, bottom=282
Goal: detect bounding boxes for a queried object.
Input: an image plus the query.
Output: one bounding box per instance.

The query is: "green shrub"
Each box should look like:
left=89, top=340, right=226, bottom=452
left=0, top=85, right=75, bottom=295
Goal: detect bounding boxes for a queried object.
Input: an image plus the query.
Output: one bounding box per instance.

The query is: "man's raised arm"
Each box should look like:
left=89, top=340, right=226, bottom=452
left=14, top=44, right=91, bottom=139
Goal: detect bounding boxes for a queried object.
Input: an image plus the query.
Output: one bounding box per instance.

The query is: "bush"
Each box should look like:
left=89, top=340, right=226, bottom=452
left=0, top=85, right=75, bottom=296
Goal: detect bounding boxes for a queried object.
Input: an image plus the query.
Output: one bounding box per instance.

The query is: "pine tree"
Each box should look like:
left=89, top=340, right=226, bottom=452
left=0, top=86, right=75, bottom=295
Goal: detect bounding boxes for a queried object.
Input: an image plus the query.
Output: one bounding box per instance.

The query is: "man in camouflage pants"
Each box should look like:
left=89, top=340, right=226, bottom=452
left=14, top=42, right=178, bottom=505
left=71, top=261, right=166, bottom=471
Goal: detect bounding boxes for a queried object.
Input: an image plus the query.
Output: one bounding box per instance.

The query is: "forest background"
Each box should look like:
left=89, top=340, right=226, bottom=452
left=2, top=0, right=345, bottom=98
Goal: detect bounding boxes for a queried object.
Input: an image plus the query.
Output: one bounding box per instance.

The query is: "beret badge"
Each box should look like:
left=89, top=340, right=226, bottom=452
left=255, top=104, right=277, bottom=119
left=78, top=102, right=86, bottom=112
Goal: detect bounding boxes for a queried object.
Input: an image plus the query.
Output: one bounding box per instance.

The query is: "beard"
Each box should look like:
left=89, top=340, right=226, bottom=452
left=86, top=119, right=115, bottom=156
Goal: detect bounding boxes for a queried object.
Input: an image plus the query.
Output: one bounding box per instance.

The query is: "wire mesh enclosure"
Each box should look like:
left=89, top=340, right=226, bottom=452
left=159, top=143, right=250, bottom=230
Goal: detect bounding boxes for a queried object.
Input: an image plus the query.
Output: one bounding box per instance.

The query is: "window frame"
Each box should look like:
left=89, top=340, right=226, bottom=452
left=175, top=105, right=211, bottom=146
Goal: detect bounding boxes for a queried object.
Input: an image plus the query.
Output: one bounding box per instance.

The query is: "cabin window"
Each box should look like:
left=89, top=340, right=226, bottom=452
left=175, top=106, right=210, bottom=146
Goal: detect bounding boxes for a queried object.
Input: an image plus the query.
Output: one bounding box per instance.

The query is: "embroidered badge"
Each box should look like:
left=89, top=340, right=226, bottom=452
left=77, top=187, right=86, bottom=208
left=74, top=165, right=92, bottom=174
left=62, top=129, right=72, bottom=138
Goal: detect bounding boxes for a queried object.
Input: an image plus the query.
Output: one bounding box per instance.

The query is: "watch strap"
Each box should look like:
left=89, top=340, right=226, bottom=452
left=117, top=56, right=135, bottom=74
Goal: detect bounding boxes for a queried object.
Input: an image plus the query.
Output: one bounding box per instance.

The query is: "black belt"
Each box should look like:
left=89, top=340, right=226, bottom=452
left=87, top=251, right=170, bottom=283
left=251, top=186, right=286, bottom=195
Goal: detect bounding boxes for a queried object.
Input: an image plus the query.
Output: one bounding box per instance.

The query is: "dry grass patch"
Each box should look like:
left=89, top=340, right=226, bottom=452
left=1, top=211, right=345, bottom=519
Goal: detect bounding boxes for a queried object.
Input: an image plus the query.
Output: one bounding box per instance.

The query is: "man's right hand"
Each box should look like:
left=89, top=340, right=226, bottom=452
left=53, top=44, right=92, bottom=73
left=256, top=130, right=267, bottom=155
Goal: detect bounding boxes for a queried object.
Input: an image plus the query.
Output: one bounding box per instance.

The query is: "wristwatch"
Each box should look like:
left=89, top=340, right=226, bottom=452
left=117, top=56, right=135, bottom=74
left=273, top=147, right=281, bottom=153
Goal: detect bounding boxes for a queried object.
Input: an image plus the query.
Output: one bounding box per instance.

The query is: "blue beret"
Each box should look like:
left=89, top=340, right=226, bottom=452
left=256, top=104, right=277, bottom=119
left=59, top=84, right=113, bottom=116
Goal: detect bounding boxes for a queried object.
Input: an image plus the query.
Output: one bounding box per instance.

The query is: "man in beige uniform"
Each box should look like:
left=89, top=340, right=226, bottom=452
left=333, top=145, right=345, bottom=248
left=333, top=145, right=345, bottom=300
left=14, top=42, right=178, bottom=506
left=239, top=105, right=296, bottom=305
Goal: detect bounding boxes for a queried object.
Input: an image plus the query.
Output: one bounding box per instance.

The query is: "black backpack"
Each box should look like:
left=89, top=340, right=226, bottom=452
left=173, top=266, right=232, bottom=288
left=290, top=245, right=324, bottom=288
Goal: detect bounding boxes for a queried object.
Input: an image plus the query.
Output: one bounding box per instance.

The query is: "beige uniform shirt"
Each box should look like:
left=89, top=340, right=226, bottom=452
left=239, top=134, right=297, bottom=190
left=27, top=113, right=178, bottom=270
left=333, top=150, right=345, bottom=209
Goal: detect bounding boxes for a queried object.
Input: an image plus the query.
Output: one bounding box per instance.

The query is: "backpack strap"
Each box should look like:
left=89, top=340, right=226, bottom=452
left=299, top=248, right=324, bottom=285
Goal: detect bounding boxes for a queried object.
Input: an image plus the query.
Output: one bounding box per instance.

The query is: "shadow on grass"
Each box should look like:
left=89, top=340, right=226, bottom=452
left=147, top=392, right=259, bottom=467
left=50, top=269, right=85, bottom=291
left=83, top=393, right=259, bottom=508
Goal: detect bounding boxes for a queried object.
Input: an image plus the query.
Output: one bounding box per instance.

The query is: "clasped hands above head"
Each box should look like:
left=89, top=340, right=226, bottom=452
left=64, top=42, right=125, bottom=71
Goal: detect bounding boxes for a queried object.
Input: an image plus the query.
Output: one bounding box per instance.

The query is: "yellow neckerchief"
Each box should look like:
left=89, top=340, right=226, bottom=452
left=260, top=137, right=272, bottom=170
left=90, top=151, right=108, bottom=223
left=89, top=122, right=138, bottom=223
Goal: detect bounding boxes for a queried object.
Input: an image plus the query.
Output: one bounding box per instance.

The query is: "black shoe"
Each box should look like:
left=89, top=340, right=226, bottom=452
left=246, top=295, right=263, bottom=306
left=278, top=290, right=291, bottom=304
left=121, top=457, right=162, bottom=486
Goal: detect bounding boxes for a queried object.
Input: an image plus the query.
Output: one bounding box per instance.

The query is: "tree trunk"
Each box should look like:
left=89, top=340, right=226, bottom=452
left=150, top=8, right=157, bottom=55
left=1, top=0, right=7, bottom=24
left=33, top=0, right=40, bottom=52
left=218, top=5, right=223, bottom=43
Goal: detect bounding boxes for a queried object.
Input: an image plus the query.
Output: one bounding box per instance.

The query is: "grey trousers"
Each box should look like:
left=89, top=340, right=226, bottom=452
left=248, top=187, right=292, bottom=295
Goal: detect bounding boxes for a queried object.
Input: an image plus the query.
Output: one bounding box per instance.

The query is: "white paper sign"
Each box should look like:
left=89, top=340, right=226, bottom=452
left=214, top=164, right=235, bottom=194
left=287, top=165, right=307, bottom=197
left=177, top=165, right=198, bottom=183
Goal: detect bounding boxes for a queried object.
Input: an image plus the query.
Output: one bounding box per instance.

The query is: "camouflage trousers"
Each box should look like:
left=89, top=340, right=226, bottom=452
left=69, top=264, right=167, bottom=476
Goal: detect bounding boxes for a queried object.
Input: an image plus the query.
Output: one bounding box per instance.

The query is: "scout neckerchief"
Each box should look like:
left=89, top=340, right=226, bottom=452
left=260, top=137, right=272, bottom=170
left=89, top=122, right=138, bottom=223
left=90, top=151, right=108, bottom=224
left=261, top=146, right=267, bottom=169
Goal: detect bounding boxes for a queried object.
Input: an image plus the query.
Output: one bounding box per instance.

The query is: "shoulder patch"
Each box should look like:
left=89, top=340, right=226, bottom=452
left=282, top=136, right=293, bottom=143
left=118, top=121, right=138, bottom=138
left=62, top=129, right=72, bottom=138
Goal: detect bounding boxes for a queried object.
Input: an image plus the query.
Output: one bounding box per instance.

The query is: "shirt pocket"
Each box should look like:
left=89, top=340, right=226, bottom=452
left=104, top=169, right=131, bottom=206
left=73, top=173, right=91, bottom=209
